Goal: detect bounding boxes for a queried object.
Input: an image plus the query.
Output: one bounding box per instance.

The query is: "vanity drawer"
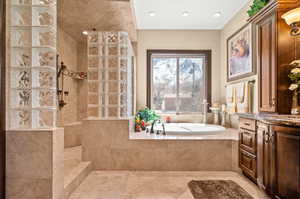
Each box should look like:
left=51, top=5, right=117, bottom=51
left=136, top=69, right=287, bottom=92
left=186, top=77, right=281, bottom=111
left=239, top=118, right=256, bottom=131
left=239, top=149, right=257, bottom=180
left=239, top=129, right=256, bottom=154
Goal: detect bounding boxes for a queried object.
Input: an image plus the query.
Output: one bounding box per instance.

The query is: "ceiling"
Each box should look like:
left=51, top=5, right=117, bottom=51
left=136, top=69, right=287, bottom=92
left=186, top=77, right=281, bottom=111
left=58, top=0, right=138, bottom=42
left=133, top=0, right=249, bottom=30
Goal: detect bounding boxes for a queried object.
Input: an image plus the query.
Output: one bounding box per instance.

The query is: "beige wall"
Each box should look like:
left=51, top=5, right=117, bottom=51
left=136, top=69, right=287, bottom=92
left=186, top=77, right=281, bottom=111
left=220, top=0, right=256, bottom=128
left=77, top=42, right=88, bottom=121
left=6, top=129, right=64, bottom=199
left=220, top=0, right=257, bottom=109
left=136, top=30, right=221, bottom=110
left=57, top=27, right=79, bottom=125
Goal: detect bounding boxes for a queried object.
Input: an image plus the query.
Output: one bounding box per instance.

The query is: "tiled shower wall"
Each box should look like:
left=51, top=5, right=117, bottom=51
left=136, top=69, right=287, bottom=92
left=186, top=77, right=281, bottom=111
left=57, top=26, right=79, bottom=126
left=8, top=0, right=57, bottom=129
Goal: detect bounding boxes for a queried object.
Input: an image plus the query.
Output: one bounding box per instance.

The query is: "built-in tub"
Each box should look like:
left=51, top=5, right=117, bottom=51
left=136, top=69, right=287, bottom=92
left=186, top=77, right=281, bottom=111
left=149, top=123, right=226, bottom=136
left=82, top=119, right=239, bottom=171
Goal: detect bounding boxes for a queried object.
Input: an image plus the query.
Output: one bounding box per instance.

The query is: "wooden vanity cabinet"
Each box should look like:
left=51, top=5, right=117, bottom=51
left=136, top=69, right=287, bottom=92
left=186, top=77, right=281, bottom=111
left=257, top=122, right=272, bottom=194
left=270, top=125, right=300, bottom=199
left=239, top=118, right=300, bottom=199
left=256, top=123, right=300, bottom=199
left=239, top=118, right=257, bottom=182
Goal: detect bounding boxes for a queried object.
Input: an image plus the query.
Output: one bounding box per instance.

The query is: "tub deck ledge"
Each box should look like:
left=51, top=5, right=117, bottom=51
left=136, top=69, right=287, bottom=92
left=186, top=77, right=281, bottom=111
left=129, top=128, right=239, bottom=141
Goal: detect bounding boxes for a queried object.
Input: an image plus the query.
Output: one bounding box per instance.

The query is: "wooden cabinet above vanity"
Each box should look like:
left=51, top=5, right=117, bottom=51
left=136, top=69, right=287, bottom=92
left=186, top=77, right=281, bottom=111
left=248, top=0, right=300, bottom=114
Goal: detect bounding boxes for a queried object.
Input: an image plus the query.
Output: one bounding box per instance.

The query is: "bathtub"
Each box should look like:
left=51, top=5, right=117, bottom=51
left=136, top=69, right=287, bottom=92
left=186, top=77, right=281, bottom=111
left=148, top=123, right=226, bottom=135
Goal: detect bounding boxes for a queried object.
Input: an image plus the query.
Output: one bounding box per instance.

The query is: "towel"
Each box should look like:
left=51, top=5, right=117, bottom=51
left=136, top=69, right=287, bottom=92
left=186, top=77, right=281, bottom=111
left=227, top=87, right=237, bottom=114
left=237, top=81, right=251, bottom=113
left=236, top=82, right=245, bottom=103
left=226, top=85, right=234, bottom=103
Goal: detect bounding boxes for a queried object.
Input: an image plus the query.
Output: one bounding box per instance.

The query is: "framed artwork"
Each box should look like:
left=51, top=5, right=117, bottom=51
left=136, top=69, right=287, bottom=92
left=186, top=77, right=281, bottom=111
left=227, top=23, right=255, bottom=82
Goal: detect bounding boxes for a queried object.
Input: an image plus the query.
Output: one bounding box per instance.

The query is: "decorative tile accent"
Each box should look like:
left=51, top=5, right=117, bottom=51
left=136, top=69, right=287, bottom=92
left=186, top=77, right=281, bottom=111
left=38, top=109, right=54, bottom=127
left=38, top=30, right=56, bottom=47
left=38, top=71, right=55, bottom=88
left=17, top=70, right=30, bottom=89
left=12, top=7, right=31, bottom=26
left=10, top=110, right=31, bottom=129
left=19, top=90, right=31, bottom=106
left=11, top=49, right=31, bottom=67
left=38, top=90, right=55, bottom=107
left=11, top=89, right=31, bottom=108
left=12, top=29, right=31, bottom=47
left=38, top=50, right=55, bottom=67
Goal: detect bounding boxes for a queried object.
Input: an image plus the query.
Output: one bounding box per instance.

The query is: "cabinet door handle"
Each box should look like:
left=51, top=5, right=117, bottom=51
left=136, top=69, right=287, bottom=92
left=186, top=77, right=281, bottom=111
left=265, top=132, right=270, bottom=143
left=271, top=98, right=276, bottom=106
left=244, top=122, right=251, bottom=126
left=269, top=133, right=274, bottom=143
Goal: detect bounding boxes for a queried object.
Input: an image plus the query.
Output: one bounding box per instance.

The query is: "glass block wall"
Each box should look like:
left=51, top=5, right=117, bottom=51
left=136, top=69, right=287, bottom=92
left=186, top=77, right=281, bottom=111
left=9, top=0, right=57, bottom=129
left=87, top=32, right=133, bottom=119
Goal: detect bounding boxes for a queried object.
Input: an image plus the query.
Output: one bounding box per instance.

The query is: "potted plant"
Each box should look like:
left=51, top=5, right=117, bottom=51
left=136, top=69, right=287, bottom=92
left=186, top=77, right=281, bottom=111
left=247, top=0, right=270, bottom=17
left=136, top=107, right=160, bottom=126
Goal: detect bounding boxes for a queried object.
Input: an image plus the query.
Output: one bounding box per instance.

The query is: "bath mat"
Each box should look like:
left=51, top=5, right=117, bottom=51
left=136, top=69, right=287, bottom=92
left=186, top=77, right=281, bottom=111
left=188, top=180, right=254, bottom=199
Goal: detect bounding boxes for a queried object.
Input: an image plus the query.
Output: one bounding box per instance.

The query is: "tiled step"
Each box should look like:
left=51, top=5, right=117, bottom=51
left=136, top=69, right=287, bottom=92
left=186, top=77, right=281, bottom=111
left=64, top=161, right=92, bottom=199
left=64, top=146, right=82, bottom=177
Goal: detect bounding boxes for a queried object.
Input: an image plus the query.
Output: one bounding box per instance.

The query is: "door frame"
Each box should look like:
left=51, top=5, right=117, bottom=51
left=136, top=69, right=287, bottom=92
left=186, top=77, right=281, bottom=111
left=0, top=0, right=6, bottom=198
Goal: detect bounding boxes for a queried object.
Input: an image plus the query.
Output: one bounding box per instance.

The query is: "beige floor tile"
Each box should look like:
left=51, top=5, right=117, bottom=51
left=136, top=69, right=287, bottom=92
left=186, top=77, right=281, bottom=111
left=69, top=172, right=128, bottom=199
left=68, top=171, right=270, bottom=199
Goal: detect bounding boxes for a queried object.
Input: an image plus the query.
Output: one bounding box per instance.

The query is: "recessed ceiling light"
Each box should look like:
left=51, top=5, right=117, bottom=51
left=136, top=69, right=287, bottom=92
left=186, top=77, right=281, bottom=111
left=82, top=31, right=88, bottom=35
left=148, top=11, right=156, bottom=17
left=213, top=12, right=222, bottom=18
left=182, top=11, right=190, bottom=17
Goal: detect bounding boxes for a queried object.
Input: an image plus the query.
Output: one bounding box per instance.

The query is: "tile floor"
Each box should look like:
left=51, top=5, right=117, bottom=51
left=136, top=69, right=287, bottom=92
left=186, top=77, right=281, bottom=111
left=69, top=171, right=270, bottom=199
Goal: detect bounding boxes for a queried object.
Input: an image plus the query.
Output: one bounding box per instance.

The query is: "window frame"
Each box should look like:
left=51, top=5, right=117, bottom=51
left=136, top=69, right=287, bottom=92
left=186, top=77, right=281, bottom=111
left=146, top=49, right=212, bottom=114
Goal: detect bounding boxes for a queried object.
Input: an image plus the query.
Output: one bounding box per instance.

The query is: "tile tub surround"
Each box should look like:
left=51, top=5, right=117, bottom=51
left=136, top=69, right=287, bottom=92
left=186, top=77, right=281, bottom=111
left=82, top=119, right=240, bottom=171
left=63, top=121, right=83, bottom=148
left=6, top=128, right=64, bottom=199
left=68, top=171, right=270, bottom=199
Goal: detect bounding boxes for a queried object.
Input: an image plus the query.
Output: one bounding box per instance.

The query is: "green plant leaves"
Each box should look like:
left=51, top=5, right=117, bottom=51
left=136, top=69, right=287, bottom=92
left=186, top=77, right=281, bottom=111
left=136, top=107, right=160, bottom=123
left=289, top=72, right=300, bottom=82
left=247, top=0, right=269, bottom=17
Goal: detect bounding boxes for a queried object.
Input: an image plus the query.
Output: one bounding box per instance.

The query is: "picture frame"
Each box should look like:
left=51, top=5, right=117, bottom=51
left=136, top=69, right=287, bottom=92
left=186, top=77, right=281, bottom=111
left=227, top=23, right=256, bottom=82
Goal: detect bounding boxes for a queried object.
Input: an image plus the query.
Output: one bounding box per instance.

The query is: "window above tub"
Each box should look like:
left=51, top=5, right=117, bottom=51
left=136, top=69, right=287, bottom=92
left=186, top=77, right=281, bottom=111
left=147, top=50, right=212, bottom=114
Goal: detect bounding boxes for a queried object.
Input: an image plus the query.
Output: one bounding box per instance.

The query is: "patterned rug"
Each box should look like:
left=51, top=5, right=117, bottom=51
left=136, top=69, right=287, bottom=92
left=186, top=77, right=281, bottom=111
left=188, top=180, right=254, bottom=199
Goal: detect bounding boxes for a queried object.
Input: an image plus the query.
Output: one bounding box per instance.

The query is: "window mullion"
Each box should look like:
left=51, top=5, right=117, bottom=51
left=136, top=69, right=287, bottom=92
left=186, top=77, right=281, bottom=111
left=176, top=57, right=180, bottom=115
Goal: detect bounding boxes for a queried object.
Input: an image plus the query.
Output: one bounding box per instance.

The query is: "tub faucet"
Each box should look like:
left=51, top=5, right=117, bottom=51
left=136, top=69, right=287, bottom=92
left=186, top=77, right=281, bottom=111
left=202, top=99, right=209, bottom=124
left=150, top=119, right=159, bottom=134
left=150, top=120, right=166, bottom=135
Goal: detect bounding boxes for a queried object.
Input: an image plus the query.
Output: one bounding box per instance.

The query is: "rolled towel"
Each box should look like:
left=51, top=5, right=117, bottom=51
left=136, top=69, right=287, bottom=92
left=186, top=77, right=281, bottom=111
left=236, top=82, right=245, bottom=103
left=226, top=85, right=234, bottom=103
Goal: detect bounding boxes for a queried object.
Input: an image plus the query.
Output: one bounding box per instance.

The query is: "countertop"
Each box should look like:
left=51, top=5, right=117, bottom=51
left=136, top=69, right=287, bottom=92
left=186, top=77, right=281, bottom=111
left=237, top=113, right=300, bottom=127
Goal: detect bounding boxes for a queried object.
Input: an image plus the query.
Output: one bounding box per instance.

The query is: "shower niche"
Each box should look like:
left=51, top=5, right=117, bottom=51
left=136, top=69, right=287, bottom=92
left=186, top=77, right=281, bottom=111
left=87, top=32, right=134, bottom=119
left=9, top=0, right=57, bottom=129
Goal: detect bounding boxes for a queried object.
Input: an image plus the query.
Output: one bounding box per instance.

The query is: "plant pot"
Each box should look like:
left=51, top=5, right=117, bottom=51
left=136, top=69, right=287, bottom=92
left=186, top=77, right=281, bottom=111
left=291, top=90, right=300, bottom=115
